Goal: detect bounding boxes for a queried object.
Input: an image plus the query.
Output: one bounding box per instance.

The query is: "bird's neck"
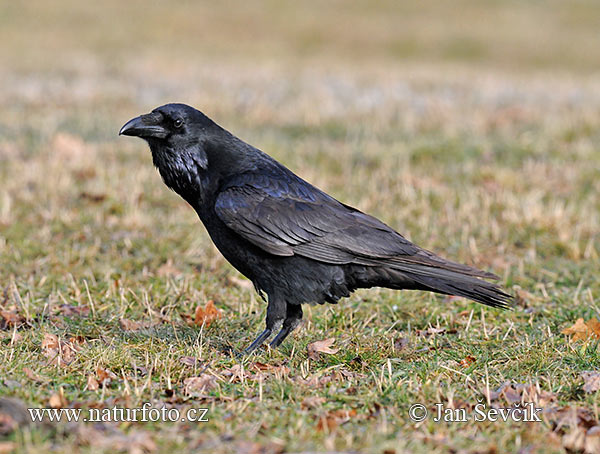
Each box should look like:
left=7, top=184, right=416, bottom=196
left=150, top=144, right=214, bottom=207
left=148, top=132, right=271, bottom=208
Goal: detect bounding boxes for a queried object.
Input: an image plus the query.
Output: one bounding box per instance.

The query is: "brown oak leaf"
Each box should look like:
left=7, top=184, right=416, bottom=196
left=562, top=318, right=600, bottom=342
left=86, top=375, right=100, bottom=391
left=49, top=388, right=68, bottom=409
left=184, top=374, right=216, bottom=395
left=316, top=409, right=357, bottom=432
left=307, top=338, right=339, bottom=360
left=193, top=300, right=222, bottom=327
left=41, top=333, right=81, bottom=367
left=459, top=355, right=476, bottom=368
left=582, top=371, right=600, bottom=394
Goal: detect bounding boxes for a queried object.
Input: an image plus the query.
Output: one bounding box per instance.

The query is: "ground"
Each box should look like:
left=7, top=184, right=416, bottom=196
left=1, top=1, right=600, bottom=453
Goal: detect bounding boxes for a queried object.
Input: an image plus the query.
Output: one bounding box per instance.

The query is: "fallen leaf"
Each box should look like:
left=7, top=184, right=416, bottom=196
left=56, top=304, right=90, bottom=317
left=585, top=426, right=600, bottom=454
left=582, top=371, right=600, bottom=394
left=553, top=407, right=600, bottom=453
left=394, top=337, right=409, bottom=351
left=222, top=364, right=249, bottom=383
left=301, top=396, right=326, bottom=409
left=86, top=375, right=100, bottom=391
left=49, top=388, right=68, bottom=409
left=316, top=409, right=357, bottom=432
left=96, top=367, right=117, bottom=387
left=563, top=318, right=592, bottom=340
left=69, top=335, right=86, bottom=345
left=179, top=356, right=202, bottom=367
left=552, top=406, right=597, bottom=430
left=41, top=333, right=82, bottom=367
left=417, top=327, right=447, bottom=337
left=184, top=374, right=216, bottom=395
left=502, top=386, right=522, bottom=404
left=459, top=355, right=476, bottom=368
left=251, top=362, right=290, bottom=375
left=307, top=338, right=339, bottom=360
left=119, top=318, right=140, bottom=331
left=488, top=381, right=556, bottom=407
left=585, top=318, right=600, bottom=336
left=193, top=300, right=222, bottom=327
left=118, top=318, right=155, bottom=331
left=41, top=333, right=59, bottom=350
left=0, top=310, right=25, bottom=328
left=562, top=318, right=600, bottom=342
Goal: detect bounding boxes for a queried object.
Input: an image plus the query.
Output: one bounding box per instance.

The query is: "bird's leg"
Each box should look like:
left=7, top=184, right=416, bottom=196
left=242, top=328, right=273, bottom=355
left=242, top=297, right=285, bottom=355
left=270, top=303, right=303, bottom=348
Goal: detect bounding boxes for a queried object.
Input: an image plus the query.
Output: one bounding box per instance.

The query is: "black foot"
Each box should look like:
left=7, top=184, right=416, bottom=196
left=237, top=299, right=298, bottom=356
left=269, top=325, right=292, bottom=348
left=239, top=328, right=272, bottom=357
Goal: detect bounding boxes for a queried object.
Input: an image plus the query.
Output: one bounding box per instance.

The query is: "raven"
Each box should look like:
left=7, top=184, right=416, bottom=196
left=120, top=103, right=512, bottom=353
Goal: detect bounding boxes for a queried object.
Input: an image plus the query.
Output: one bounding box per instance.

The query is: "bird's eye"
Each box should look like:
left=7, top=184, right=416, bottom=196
left=174, top=118, right=184, bottom=128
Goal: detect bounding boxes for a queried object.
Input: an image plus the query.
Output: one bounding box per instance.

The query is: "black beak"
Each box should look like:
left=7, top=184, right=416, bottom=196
left=119, top=112, right=168, bottom=139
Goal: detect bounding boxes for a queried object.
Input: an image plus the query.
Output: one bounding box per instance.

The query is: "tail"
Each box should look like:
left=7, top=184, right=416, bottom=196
left=378, top=262, right=513, bottom=310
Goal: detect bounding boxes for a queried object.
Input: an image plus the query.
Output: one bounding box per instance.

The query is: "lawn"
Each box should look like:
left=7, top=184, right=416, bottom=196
left=1, top=1, right=600, bottom=453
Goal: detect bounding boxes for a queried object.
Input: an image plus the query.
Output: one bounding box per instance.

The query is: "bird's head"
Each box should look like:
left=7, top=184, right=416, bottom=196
left=119, top=103, right=213, bottom=148
left=120, top=103, right=218, bottom=197
left=120, top=103, right=261, bottom=201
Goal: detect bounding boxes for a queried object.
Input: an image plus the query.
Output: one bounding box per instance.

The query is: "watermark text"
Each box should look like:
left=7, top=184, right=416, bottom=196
left=28, top=403, right=209, bottom=424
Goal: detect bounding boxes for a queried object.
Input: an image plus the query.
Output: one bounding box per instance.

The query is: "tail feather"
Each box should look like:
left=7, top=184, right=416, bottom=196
left=388, top=253, right=500, bottom=280
left=386, top=263, right=513, bottom=310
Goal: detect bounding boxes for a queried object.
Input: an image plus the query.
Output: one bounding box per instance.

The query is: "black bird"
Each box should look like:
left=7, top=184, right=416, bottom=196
left=120, top=103, right=512, bottom=353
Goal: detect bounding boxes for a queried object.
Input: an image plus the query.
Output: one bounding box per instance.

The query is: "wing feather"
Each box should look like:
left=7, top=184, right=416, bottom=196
left=214, top=176, right=496, bottom=279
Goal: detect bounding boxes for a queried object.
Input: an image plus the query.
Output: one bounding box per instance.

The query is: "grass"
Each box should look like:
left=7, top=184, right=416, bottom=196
left=1, top=1, right=600, bottom=453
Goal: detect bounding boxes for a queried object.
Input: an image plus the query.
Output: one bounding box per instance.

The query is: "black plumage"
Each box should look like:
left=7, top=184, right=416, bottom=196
left=120, top=103, right=512, bottom=353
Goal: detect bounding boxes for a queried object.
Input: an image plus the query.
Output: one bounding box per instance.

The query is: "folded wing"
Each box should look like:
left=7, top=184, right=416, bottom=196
left=214, top=175, right=497, bottom=280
